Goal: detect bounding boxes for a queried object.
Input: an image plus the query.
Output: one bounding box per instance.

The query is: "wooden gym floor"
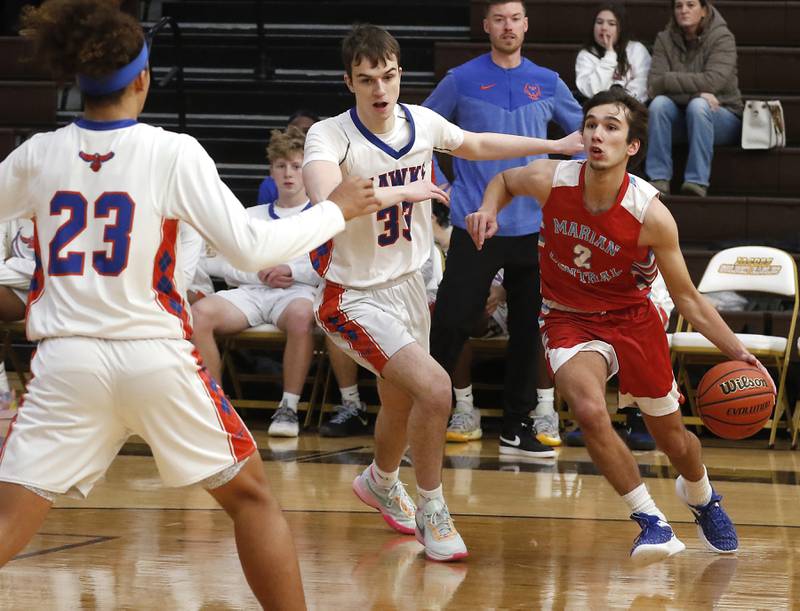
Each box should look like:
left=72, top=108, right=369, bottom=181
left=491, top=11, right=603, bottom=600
left=1, top=421, right=800, bottom=609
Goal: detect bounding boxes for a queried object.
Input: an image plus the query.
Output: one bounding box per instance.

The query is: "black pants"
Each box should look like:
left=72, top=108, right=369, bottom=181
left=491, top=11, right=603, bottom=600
left=430, top=227, right=543, bottom=428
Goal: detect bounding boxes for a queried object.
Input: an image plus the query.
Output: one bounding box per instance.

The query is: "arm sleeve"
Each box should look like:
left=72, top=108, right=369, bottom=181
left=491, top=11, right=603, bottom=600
left=178, top=222, right=204, bottom=287
left=288, top=255, right=321, bottom=287
left=0, top=141, right=37, bottom=223
left=625, top=42, right=652, bottom=103
left=421, top=72, right=459, bottom=122
left=552, top=78, right=585, bottom=134
left=575, top=49, right=617, bottom=99
left=414, top=105, right=465, bottom=153
left=257, top=177, right=278, bottom=205
left=660, top=30, right=738, bottom=96
left=164, top=137, right=346, bottom=273
left=302, top=120, right=349, bottom=166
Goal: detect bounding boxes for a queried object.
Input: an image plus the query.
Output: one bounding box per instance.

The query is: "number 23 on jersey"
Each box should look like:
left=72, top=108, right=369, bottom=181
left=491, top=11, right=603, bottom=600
left=48, top=190, right=134, bottom=277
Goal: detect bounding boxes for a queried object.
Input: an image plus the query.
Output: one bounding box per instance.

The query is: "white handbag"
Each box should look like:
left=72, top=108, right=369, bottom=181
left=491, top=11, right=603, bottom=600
left=741, top=100, right=786, bottom=149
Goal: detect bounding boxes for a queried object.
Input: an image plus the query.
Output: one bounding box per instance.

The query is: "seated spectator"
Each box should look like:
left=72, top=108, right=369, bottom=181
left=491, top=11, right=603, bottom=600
left=257, top=109, right=320, bottom=205
left=0, top=219, right=33, bottom=416
left=192, top=127, right=319, bottom=438
left=575, top=4, right=651, bottom=103
left=646, top=0, right=742, bottom=197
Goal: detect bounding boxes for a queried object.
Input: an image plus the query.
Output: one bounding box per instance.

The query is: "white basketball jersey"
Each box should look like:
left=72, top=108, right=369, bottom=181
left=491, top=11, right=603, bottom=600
left=0, top=119, right=345, bottom=340
left=303, top=103, right=463, bottom=288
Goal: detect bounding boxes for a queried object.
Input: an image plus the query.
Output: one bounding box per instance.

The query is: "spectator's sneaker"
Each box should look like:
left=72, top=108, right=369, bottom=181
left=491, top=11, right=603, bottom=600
left=650, top=179, right=670, bottom=195
left=352, top=465, right=416, bottom=535
left=320, top=400, right=369, bottom=437
left=676, top=480, right=738, bottom=553
left=564, top=427, right=586, bottom=447
left=446, top=407, right=482, bottom=442
left=268, top=402, right=299, bottom=437
left=630, top=512, right=685, bottom=562
left=680, top=182, right=708, bottom=197
left=533, top=411, right=562, bottom=447
left=415, top=498, right=468, bottom=562
left=499, top=417, right=556, bottom=458
left=625, top=409, right=656, bottom=451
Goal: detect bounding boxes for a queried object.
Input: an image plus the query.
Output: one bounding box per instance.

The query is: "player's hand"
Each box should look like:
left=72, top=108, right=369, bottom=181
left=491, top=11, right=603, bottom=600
left=257, top=267, right=274, bottom=284
left=740, top=353, right=777, bottom=395
left=555, top=130, right=584, bottom=156
left=485, top=283, right=506, bottom=316
left=404, top=180, right=450, bottom=206
left=466, top=208, right=498, bottom=250
left=328, top=175, right=381, bottom=220
left=264, top=264, right=293, bottom=288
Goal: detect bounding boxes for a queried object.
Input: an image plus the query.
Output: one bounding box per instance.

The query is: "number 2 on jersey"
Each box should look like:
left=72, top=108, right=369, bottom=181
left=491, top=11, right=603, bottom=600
left=49, top=191, right=134, bottom=276
left=573, top=244, right=592, bottom=269
left=377, top=202, right=413, bottom=246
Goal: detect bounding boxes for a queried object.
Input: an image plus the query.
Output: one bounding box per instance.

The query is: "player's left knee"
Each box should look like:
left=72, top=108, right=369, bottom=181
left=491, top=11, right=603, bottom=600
left=655, top=428, right=690, bottom=458
left=284, top=307, right=315, bottom=335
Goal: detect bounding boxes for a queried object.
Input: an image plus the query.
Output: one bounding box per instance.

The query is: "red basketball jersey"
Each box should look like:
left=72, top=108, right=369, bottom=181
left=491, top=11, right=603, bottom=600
left=539, top=161, right=660, bottom=312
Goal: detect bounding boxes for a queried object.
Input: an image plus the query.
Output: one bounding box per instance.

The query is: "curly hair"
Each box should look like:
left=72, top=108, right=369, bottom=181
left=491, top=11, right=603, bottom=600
left=20, top=0, right=144, bottom=84
left=267, top=126, right=306, bottom=164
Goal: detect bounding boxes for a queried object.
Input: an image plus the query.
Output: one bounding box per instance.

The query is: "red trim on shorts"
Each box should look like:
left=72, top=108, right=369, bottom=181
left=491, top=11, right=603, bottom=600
left=317, top=281, right=390, bottom=373
left=25, top=221, right=45, bottom=339
left=152, top=219, right=193, bottom=339
left=191, top=347, right=255, bottom=462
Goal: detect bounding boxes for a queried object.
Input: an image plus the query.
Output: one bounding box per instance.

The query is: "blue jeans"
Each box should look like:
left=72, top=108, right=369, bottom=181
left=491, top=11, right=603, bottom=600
left=645, top=95, right=742, bottom=187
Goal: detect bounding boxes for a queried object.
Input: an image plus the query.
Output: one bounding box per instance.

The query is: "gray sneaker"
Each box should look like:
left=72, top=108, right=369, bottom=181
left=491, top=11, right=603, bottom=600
left=268, top=402, right=299, bottom=437
left=446, top=407, right=482, bottom=442
left=533, top=411, right=562, bottom=447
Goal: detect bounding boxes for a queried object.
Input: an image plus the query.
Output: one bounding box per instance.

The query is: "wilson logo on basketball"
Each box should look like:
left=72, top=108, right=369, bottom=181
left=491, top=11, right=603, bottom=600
left=719, top=375, right=769, bottom=395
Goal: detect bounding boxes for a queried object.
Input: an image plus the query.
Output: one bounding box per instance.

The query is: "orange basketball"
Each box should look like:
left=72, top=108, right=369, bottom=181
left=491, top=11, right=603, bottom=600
left=696, top=361, right=775, bottom=440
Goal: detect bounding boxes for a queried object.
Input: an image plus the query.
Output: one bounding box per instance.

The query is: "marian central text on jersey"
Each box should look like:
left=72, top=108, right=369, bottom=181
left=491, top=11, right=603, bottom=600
left=552, top=217, right=621, bottom=256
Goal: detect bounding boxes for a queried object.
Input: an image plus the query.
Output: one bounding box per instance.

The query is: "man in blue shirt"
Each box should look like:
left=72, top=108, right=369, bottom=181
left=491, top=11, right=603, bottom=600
left=424, top=0, right=583, bottom=457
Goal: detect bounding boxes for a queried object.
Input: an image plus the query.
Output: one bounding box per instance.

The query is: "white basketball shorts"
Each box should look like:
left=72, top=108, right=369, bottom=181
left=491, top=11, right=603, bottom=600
left=0, top=336, right=256, bottom=498
left=216, top=283, right=316, bottom=327
left=315, top=271, right=429, bottom=376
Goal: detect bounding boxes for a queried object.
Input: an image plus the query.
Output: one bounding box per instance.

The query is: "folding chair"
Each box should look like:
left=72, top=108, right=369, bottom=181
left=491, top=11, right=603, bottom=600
left=219, top=323, right=329, bottom=428
left=793, top=337, right=800, bottom=449
left=671, top=246, right=798, bottom=447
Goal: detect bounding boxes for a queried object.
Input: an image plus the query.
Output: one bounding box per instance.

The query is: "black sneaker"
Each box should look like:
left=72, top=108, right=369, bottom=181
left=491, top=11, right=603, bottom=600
left=320, top=400, right=370, bottom=437
left=499, top=418, right=556, bottom=458
left=625, top=409, right=656, bottom=451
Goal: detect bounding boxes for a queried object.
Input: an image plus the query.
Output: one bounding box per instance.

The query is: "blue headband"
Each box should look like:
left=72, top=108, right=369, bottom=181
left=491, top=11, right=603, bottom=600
left=77, top=42, right=149, bottom=96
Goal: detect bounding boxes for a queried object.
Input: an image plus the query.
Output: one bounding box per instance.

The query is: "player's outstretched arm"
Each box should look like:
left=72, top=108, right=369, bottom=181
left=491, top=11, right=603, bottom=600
left=453, top=130, right=583, bottom=161
left=171, top=142, right=378, bottom=273
left=466, top=159, right=557, bottom=250
left=645, top=199, right=775, bottom=390
left=305, top=159, right=448, bottom=211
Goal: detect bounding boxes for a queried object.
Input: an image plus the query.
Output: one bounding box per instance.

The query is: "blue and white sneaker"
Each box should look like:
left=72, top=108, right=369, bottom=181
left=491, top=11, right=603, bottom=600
left=677, top=480, right=738, bottom=553
left=630, top=513, right=686, bottom=562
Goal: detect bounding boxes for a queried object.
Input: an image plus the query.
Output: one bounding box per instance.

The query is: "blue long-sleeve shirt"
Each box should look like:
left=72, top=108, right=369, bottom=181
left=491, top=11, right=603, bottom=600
left=423, top=53, right=583, bottom=236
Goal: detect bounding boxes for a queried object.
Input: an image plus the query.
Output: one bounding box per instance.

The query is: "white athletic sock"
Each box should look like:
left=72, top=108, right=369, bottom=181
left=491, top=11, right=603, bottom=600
left=340, top=384, right=360, bottom=405
left=623, top=483, right=666, bottom=521
left=677, top=467, right=713, bottom=506
left=281, top=392, right=300, bottom=411
left=369, top=461, right=399, bottom=489
left=453, top=385, right=473, bottom=410
left=533, top=387, right=555, bottom=417
left=418, top=484, right=444, bottom=507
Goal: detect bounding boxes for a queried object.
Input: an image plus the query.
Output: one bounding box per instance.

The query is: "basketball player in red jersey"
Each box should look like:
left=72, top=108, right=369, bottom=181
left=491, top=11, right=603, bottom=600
left=467, top=87, right=774, bottom=562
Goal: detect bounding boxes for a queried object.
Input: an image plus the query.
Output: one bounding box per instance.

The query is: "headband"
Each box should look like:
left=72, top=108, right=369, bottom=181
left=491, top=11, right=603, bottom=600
left=77, top=42, right=149, bottom=96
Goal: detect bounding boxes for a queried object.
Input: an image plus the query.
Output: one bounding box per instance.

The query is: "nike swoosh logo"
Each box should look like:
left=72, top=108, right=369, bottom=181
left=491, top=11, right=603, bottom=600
left=500, top=435, right=521, bottom=446
left=480, top=83, right=496, bottom=90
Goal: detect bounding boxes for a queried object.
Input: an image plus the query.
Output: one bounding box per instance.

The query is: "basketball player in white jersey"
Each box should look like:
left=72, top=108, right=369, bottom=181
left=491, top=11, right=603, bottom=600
left=303, top=24, right=583, bottom=562
left=0, top=2, right=379, bottom=608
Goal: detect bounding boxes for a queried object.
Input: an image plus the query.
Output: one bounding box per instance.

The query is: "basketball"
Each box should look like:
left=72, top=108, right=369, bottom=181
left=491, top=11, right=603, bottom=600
left=696, top=361, right=775, bottom=440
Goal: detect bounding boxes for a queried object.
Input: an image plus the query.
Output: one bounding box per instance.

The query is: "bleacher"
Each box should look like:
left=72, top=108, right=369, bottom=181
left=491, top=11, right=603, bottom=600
left=1, top=0, right=799, bottom=433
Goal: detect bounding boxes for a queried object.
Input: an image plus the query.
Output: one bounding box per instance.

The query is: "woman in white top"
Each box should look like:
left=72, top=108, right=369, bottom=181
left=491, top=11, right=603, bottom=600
left=575, top=4, right=652, bottom=103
